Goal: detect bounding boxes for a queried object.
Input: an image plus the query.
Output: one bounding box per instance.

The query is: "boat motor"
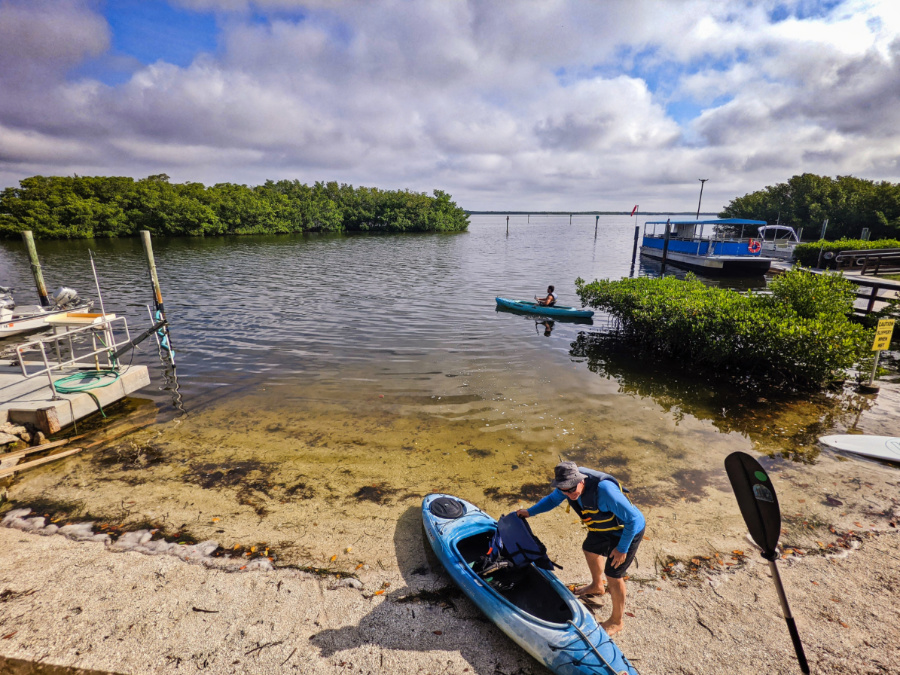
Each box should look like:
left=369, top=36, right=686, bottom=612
left=0, top=287, right=13, bottom=306
left=52, top=286, right=81, bottom=308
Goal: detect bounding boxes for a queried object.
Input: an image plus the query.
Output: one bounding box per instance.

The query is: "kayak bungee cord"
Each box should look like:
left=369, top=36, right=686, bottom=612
left=545, top=620, right=629, bottom=675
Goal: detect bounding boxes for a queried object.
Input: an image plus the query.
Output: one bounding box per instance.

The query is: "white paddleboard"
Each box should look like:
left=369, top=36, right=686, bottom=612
left=819, top=435, right=900, bottom=463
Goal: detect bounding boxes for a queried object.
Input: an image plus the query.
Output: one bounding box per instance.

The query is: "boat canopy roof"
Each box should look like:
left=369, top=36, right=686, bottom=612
left=757, top=225, right=800, bottom=241
left=643, top=218, right=767, bottom=226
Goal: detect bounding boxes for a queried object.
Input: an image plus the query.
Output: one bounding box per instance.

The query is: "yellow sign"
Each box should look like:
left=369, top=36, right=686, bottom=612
left=872, top=318, right=896, bottom=351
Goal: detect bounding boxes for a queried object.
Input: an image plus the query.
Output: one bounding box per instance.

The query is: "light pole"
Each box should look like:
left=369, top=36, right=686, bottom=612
left=696, top=179, right=708, bottom=220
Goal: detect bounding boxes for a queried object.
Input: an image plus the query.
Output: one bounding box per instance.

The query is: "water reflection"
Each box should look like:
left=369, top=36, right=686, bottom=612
left=569, top=330, right=873, bottom=463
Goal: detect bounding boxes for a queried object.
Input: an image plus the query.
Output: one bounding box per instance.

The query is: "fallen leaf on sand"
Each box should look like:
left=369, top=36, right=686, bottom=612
left=433, top=630, right=443, bottom=635
left=330, top=555, right=337, bottom=562
left=625, top=612, right=635, bottom=618
left=374, top=590, right=385, bottom=596
left=2, top=632, right=17, bottom=639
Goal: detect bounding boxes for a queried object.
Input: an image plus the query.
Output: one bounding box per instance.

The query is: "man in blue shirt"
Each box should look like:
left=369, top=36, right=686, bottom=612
left=516, top=461, right=645, bottom=636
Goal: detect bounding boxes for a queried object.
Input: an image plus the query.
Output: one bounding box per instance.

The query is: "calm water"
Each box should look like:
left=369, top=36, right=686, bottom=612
left=0, top=214, right=739, bottom=408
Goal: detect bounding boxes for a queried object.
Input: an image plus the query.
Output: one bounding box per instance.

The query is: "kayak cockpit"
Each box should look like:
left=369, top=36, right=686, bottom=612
left=455, top=530, right=573, bottom=625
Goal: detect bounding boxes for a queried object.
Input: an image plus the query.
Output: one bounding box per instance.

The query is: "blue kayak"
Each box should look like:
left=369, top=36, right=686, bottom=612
left=496, top=297, right=594, bottom=319
left=422, top=494, right=639, bottom=675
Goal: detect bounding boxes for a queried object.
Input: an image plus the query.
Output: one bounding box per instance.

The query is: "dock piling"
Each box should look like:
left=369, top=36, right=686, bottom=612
left=506, top=216, right=509, bottom=235
left=660, top=218, right=672, bottom=273
left=631, top=225, right=640, bottom=265
left=21, top=231, right=51, bottom=307
left=140, top=230, right=175, bottom=364
left=595, top=215, right=599, bottom=238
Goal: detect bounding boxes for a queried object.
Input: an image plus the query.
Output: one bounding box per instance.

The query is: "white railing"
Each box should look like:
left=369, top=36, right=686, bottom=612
left=14, top=317, right=132, bottom=399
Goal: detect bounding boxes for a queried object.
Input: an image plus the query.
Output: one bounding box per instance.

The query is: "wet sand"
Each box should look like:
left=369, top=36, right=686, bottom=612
left=1, top=369, right=899, bottom=673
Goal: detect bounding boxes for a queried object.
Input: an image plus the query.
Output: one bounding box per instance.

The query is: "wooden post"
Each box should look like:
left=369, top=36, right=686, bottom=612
left=660, top=218, right=672, bottom=274
left=569, top=214, right=572, bottom=225
left=140, top=230, right=175, bottom=364
left=527, top=214, right=530, bottom=223
left=506, top=216, right=509, bottom=235
left=140, top=231, right=165, bottom=313
left=594, top=215, right=599, bottom=237
left=631, top=225, right=640, bottom=265
left=866, top=285, right=879, bottom=313
left=21, top=230, right=51, bottom=307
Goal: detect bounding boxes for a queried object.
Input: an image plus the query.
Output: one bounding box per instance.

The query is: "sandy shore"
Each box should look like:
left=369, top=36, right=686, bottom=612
left=1, top=372, right=898, bottom=674
left=0, top=497, right=897, bottom=674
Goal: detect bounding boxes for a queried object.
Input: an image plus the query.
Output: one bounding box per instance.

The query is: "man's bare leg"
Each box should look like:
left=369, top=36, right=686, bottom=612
left=574, top=550, right=607, bottom=596
left=600, top=576, right=626, bottom=635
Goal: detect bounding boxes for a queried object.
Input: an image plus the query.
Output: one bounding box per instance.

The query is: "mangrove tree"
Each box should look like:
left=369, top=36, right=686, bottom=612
left=575, top=269, right=872, bottom=391
left=0, top=175, right=469, bottom=239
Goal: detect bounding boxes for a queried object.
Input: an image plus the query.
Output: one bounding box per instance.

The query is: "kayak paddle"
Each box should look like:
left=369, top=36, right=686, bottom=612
left=724, top=451, right=810, bottom=674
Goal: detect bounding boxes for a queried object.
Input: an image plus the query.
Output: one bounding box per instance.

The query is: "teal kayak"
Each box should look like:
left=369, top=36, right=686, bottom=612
left=496, top=297, right=594, bottom=319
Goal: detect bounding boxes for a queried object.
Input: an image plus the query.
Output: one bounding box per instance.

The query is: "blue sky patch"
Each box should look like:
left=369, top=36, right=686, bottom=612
left=106, top=0, right=218, bottom=67
left=73, top=0, right=218, bottom=85
left=768, top=0, right=843, bottom=23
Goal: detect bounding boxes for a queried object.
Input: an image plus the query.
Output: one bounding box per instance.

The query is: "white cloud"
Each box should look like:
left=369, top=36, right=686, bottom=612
left=1, top=0, right=899, bottom=211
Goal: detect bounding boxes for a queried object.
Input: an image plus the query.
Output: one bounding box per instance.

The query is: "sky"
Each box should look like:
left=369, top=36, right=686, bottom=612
left=1, top=0, right=899, bottom=212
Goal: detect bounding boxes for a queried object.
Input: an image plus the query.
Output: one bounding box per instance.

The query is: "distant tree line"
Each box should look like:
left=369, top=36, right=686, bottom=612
left=719, top=173, right=900, bottom=240
left=0, top=175, right=469, bottom=239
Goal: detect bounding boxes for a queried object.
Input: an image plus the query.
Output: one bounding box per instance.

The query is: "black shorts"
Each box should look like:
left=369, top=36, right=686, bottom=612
left=582, top=528, right=644, bottom=579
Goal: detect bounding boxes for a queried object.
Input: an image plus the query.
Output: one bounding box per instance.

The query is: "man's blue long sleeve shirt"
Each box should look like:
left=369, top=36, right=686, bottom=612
left=526, top=476, right=645, bottom=551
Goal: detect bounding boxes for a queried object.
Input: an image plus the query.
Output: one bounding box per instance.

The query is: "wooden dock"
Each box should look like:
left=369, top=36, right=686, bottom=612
left=0, top=364, right=150, bottom=435
left=769, top=261, right=900, bottom=316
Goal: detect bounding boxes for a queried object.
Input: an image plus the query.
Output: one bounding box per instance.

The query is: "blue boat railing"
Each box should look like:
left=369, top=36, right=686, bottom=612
left=642, top=235, right=762, bottom=257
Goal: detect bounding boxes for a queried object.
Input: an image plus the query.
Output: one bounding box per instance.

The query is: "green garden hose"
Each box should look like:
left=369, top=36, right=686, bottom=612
left=54, top=370, right=121, bottom=418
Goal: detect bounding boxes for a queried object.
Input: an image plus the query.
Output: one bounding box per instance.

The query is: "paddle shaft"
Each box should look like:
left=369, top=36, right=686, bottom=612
left=766, top=558, right=810, bottom=674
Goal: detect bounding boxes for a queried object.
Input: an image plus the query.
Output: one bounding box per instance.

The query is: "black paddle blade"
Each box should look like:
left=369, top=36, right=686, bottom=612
left=724, top=452, right=781, bottom=556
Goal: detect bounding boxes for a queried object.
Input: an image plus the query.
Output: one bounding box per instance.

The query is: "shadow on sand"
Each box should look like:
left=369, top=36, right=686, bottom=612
left=308, top=505, right=543, bottom=675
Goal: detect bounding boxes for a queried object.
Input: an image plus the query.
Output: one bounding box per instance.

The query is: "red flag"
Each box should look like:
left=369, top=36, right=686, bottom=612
left=630, top=205, right=638, bottom=216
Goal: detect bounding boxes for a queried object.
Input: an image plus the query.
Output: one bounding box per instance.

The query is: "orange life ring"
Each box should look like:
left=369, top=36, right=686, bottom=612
left=748, top=239, right=761, bottom=254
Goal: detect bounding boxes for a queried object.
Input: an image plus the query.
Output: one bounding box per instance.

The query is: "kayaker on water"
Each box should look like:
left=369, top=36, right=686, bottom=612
left=517, top=461, right=645, bottom=636
left=535, top=285, right=557, bottom=306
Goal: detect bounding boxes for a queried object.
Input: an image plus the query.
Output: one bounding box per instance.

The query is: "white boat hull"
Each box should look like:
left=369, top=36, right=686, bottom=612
left=0, top=305, right=92, bottom=338
left=641, top=246, right=773, bottom=275
left=819, top=435, right=900, bottom=463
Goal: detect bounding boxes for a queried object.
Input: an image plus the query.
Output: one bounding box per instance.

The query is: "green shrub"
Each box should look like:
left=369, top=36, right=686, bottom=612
left=792, top=238, right=900, bottom=268
left=575, top=269, right=872, bottom=391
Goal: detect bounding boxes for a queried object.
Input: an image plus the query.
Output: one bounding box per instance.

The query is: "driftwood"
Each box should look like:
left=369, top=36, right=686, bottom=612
left=0, top=434, right=86, bottom=465
left=0, top=447, right=84, bottom=478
